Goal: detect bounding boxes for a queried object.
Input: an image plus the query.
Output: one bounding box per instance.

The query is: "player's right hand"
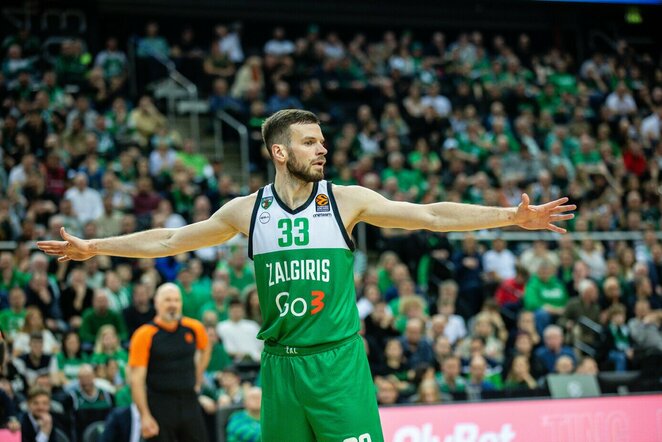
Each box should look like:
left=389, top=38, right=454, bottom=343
left=141, top=414, right=160, bottom=438
left=36, top=227, right=95, bottom=262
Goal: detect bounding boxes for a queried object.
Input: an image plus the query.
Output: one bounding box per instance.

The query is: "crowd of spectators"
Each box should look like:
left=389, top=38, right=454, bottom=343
left=0, top=16, right=662, bottom=441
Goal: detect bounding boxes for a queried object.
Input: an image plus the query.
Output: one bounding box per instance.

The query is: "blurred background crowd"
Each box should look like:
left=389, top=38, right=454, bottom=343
left=0, top=4, right=661, bottom=441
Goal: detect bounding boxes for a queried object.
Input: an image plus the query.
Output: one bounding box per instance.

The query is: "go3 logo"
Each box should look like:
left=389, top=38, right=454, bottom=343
left=275, top=291, right=325, bottom=317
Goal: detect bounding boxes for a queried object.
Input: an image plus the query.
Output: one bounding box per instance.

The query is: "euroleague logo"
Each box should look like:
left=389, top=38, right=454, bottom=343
left=315, top=194, right=330, bottom=212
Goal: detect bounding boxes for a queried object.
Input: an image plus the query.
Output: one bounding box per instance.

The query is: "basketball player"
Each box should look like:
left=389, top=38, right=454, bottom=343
left=38, top=109, right=575, bottom=442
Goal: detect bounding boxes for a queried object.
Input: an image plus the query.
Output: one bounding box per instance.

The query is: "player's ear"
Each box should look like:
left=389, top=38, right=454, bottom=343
left=272, top=144, right=287, bottom=162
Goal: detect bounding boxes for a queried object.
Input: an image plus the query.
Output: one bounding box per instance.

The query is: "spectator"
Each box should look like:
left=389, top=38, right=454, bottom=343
left=216, top=366, right=245, bottom=407
left=599, top=304, right=633, bottom=371
left=437, top=355, right=466, bottom=394
left=59, top=267, right=94, bottom=329
left=483, top=236, right=517, bottom=285
left=375, top=376, right=401, bottom=405
left=466, top=355, right=497, bottom=399
left=94, top=37, right=128, bottom=81
left=421, top=83, right=452, bottom=118
left=128, top=96, right=167, bottom=148
left=534, top=325, right=576, bottom=375
left=495, top=265, right=529, bottom=317
left=398, top=318, right=434, bottom=368
left=215, top=23, right=244, bottom=64
left=64, top=173, right=104, bottom=224
left=524, top=260, right=568, bottom=336
left=12, top=333, right=56, bottom=387
left=266, top=81, right=303, bottom=114
left=90, top=325, right=128, bottom=379
left=122, top=283, right=155, bottom=336
left=264, top=27, right=295, bottom=57
left=12, top=307, right=59, bottom=357
left=54, top=39, right=89, bottom=87
left=414, top=378, right=441, bottom=404
left=558, top=279, right=601, bottom=346
left=79, top=290, right=128, bottom=347
left=503, top=355, right=537, bottom=390
left=70, top=364, right=114, bottom=441
left=605, top=82, right=637, bottom=117
left=20, top=387, right=57, bottom=442
left=53, top=331, right=86, bottom=388
left=216, top=299, right=262, bottom=363
left=0, top=287, right=27, bottom=342
left=226, top=386, right=262, bottom=442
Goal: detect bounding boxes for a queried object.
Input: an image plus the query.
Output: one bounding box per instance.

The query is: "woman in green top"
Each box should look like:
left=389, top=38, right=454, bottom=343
left=91, top=324, right=129, bottom=382
left=54, top=331, right=87, bottom=388
left=408, top=137, right=441, bottom=175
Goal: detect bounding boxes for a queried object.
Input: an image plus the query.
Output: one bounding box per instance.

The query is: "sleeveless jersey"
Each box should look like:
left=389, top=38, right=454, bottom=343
left=249, top=180, right=358, bottom=347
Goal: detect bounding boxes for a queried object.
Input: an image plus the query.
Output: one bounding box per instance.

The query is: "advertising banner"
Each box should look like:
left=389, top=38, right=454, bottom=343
left=379, top=394, right=662, bottom=442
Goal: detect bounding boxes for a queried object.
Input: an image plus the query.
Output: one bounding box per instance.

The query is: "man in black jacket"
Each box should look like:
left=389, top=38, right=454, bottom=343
left=20, top=387, right=56, bottom=442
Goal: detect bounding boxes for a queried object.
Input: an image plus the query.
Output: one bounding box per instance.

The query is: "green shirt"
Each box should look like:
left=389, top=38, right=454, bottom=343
left=207, top=342, right=232, bottom=373
left=176, top=152, right=210, bottom=178
left=523, top=275, right=568, bottom=311
left=79, top=309, right=129, bottom=344
left=0, top=309, right=26, bottom=338
left=436, top=374, right=467, bottom=393
left=176, top=282, right=210, bottom=320
left=56, top=353, right=87, bottom=381
left=227, top=410, right=261, bottom=442
left=199, top=301, right=229, bottom=322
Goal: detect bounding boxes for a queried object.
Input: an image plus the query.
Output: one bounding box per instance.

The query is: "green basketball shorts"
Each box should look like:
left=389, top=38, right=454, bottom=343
left=260, top=334, right=384, bottom=442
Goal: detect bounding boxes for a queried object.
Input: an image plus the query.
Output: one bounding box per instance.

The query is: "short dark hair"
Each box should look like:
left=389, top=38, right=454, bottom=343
left=261, top=109, right=320, bottom=159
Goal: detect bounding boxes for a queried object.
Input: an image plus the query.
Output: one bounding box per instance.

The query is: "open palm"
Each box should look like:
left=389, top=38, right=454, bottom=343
left=36, top=227, right=94, bottom=262
left=514, top=193, right=575, bottom=233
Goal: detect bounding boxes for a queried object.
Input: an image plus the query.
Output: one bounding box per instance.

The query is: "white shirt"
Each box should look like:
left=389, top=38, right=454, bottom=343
left=444, top=314, right=467, bottom=345
left=421, top=95, right=452, bottom=118
left=64, top=187, right=104, bottom=223
left=219, top=33, right=244, bottom=63
left=28, top=413, right=50, bottom=442
left=264, top=39, right=295, bottom=56
left=605, top=92, right=637, bottom=116
left=483, top=249, right=517, bottom=280
left=640, top=113, right=660, bottom=143
left=217, top=319, right=263, bottom=362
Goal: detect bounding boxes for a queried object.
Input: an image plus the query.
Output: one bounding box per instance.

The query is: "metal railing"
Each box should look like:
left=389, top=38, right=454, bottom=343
left=213, top=110, right=250, bottom=190
left=127, top=36, right=200, bottom=148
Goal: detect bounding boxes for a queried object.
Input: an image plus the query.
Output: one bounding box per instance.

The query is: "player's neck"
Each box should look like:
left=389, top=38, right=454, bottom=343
left=273, top=173, right=316, bottom=210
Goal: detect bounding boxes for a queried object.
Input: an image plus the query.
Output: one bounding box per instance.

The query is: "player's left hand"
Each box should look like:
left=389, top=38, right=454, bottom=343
left=514, top=193, right=575, bottom=233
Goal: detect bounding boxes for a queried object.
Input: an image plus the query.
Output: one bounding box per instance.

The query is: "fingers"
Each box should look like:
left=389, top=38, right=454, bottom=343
left=520, top=193, right=530, bottom=207
left=541, top=196, right=569, bottom=208
left=60, top=226, right=72, bottom=241
left=58, top=256, right=71, bottom=263
left=551, top=205, right=576, bottom=213
left=547, top=223, right=567, bottom=234
left=550, top=214, right=574, bottom=221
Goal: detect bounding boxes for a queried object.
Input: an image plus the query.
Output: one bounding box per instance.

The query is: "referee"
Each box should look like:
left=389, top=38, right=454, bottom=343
left=128, top=283, right=211, bottom=441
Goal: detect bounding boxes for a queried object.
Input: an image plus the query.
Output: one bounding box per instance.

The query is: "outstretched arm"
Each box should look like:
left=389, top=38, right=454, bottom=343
left=336, top=185, right=575, bottom=233
left=37, top=194, right=255, bottom=262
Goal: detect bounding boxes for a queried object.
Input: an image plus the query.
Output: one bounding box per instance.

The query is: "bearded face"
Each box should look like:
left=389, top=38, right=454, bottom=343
left=285, top=146, right=324, bottom=182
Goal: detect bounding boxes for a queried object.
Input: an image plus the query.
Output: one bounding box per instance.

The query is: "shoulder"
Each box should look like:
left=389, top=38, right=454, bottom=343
left=130, top=323, right=159, bottom=343
left=181, top=317, right=205, bottom=332
left=212, top=192, right=259, bottom=230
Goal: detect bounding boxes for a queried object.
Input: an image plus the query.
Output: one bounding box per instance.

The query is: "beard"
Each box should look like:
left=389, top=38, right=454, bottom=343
left=286, top=152, right=324, bottom=183
left=163, top=310, right=182, bottom=322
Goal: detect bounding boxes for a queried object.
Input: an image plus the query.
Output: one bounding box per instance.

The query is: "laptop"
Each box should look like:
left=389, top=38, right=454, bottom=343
left=547, top=374, right=601, bottom=399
